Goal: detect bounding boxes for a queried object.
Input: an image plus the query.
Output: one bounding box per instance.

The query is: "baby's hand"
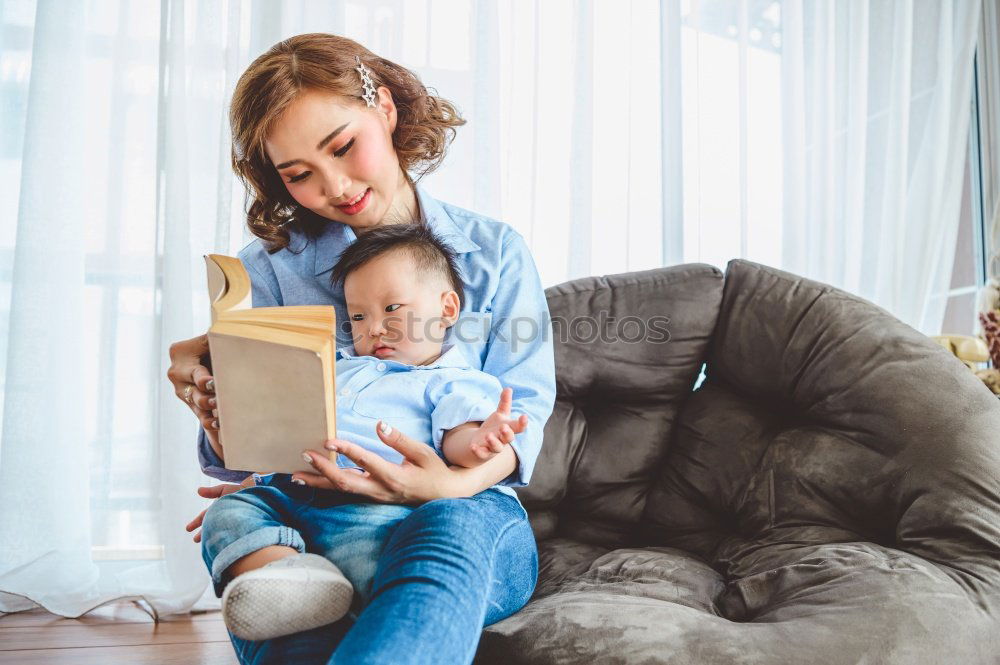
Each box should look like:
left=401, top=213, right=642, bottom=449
left=469, top=387, right=528, bottom=460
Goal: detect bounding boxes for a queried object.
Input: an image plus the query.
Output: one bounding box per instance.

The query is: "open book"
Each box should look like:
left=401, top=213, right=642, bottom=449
left=204, top=254, right=337, bottom=474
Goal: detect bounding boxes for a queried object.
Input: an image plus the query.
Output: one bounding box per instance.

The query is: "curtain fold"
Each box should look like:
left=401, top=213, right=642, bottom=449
left=781, top=0, right=982, bottom=333
left=0, top=0, right=279, bottom=618
left=0, top=0, right=94, bottom=616
left=981, top=0, right=1000, bottom=279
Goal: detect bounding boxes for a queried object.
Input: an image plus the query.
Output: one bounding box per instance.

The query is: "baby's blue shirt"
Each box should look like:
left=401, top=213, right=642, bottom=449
left=333, top=344, right=502, bottom=458
left=198, top=184, right=557, bottom=494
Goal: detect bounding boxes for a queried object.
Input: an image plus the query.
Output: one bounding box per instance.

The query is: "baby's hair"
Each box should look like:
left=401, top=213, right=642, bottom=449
left=229, top=33, right=466, bottom=253
left=331, top=223, right=465, bottom=307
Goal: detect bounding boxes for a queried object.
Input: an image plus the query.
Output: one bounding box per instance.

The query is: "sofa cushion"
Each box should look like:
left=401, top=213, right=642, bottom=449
left=517, top=264, right=724, bottom=546
left=482, top=259, right=1000, bottom=664
left=644, top=260, right=1000, bottom=587
left=478, top=540, right=998, bottom=664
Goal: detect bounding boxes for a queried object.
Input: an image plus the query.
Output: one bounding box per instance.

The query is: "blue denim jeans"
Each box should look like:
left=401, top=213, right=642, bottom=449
left=200, top=477, right=538, bottom=665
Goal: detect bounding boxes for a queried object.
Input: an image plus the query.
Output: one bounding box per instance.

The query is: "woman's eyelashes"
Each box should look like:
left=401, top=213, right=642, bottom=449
left=285, top=138, right=356, bottom=183
left=334, top=138, right=355, bottom=158
left=384, top=304, right=401, bottom=313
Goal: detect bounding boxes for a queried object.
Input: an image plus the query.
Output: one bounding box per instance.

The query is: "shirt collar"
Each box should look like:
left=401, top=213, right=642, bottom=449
left=313, top=184, right=481, bottom=276
left=336, top=343, right=470, bottom=370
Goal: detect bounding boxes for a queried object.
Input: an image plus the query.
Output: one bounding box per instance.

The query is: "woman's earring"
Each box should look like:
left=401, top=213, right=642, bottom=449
left=355, top=56, right=377, bottom=108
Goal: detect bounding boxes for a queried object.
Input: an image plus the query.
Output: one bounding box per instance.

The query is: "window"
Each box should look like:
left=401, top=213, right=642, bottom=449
left=941, top=54, right=991, bottom=336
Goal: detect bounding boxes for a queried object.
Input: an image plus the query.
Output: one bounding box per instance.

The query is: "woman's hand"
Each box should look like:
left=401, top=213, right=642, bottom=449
left=167, top=334, right=221, bottom=456
left=293, top=421, right=519, bottom=505
left=185, top=483, right=244, bottom=543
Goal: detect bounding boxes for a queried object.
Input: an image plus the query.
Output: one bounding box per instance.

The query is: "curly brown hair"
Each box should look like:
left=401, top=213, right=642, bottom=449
left=229, top=33, right=466, bottom=253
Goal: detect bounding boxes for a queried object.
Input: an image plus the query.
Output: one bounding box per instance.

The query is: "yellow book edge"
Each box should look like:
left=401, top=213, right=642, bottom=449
left=204, top=254, right=338, bottom=467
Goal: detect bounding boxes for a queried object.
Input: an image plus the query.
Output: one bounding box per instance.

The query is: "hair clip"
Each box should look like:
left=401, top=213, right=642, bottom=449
left=355, top=55, right=377, bottom=108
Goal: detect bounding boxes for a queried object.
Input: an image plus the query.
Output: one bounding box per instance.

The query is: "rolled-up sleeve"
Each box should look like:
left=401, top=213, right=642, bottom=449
left=481, top=232, right=557, bottom=487
left=428, top=370, right=504, bottom=454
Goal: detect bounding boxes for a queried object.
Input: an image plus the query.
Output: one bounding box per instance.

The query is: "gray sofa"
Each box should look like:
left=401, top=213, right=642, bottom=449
left=476, top=260, right=1000, bottom=664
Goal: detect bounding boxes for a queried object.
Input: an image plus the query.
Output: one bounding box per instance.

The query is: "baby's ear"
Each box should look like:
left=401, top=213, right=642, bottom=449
left=440, top=290, right=461, bottom=327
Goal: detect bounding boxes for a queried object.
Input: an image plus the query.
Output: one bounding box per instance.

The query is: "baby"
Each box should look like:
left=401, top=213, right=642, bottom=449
left=200, top=223, right=528, bottom=641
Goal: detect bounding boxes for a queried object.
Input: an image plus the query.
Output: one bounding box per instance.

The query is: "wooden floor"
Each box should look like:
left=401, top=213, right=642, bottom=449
left=0, top=601, right=238, bottom=664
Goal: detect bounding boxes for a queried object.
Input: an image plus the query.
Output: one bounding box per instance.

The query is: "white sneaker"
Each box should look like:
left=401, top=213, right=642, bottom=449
left=221, top=553, right=354, bottom=641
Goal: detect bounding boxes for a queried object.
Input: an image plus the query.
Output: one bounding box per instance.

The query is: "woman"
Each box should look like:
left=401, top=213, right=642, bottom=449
left=166, top=33, right=555, bottom=665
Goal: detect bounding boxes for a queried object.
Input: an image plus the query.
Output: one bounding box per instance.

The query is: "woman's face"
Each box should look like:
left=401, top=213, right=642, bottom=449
left=264, top=87, right=414, bottom=231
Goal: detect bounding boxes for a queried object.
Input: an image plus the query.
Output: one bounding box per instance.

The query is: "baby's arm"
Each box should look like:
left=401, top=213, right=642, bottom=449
left=441, top=388, right=528, bottom=468
left=440, top=421, right=488, bottom=468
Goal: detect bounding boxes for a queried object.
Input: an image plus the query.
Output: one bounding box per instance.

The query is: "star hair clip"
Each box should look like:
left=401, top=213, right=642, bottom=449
left=355, top=55, right=377, bottom=108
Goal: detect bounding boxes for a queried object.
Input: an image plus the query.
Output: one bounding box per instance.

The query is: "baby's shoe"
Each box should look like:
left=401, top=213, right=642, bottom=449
left=221, top=552, right=354, bottom=641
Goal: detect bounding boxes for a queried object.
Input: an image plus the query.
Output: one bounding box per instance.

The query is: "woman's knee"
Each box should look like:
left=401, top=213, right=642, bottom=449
left=411, top=492, right=528, bottom=536
left=375, top=498, right=487, bottom=574
left=372, top=494, right=538, bottom=622
left=492, top=517, right=538, bottom=612
left=384, top=494, right=534, bottom=574
left=411, top=496, right=481, bottom=526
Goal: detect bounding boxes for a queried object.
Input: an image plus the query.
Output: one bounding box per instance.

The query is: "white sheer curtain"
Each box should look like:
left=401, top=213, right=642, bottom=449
left=980, top=0, right=1000, bottom=281
left=0, top=0, right=985, bottom=619
left=0, top=0, right=250, bottom=618
left=781, top=0, right=982, bottom=333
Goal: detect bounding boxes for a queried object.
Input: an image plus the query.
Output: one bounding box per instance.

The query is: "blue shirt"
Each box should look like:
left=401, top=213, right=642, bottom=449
left=198, top=184, right=557, bottom=494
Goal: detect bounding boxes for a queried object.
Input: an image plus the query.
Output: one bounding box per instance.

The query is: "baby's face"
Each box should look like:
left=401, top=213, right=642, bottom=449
left=343, top=250, right=459, bottom=365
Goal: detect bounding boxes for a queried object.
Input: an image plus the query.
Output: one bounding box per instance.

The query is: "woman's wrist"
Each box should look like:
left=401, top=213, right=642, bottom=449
left=205, top=426, right=225, bottom=462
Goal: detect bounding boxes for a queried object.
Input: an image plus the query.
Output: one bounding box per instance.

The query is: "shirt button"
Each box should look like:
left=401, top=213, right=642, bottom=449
left=376, top=362, right=387, bottom=371
left=340, top=387, right=351, bottom=396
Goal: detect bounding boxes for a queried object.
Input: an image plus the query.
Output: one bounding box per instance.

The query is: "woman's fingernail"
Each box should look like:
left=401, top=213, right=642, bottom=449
left=379, top=421, right=392, bottom=435
left=291, top=478, right=306, bottom=486
left=212, top=419, right=219, bottom=429
left=324, top=441, right=338, bottom=451
left=208, top=397, right=217, bottom=407
left=302, top=452, right=313, bottom=464
left=207, top=379, right=215, bottom=392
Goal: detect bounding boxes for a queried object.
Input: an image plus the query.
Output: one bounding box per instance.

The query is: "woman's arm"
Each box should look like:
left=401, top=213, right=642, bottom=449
left=446, top=444, right=519, bottom=494
left=294, top=422, right=519, bottom=503
left=476, top=230, right=556, bottom=488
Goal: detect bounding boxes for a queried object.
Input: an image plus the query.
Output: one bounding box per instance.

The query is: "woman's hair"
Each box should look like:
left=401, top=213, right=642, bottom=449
left=229, top=33, right=466, bottom=253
